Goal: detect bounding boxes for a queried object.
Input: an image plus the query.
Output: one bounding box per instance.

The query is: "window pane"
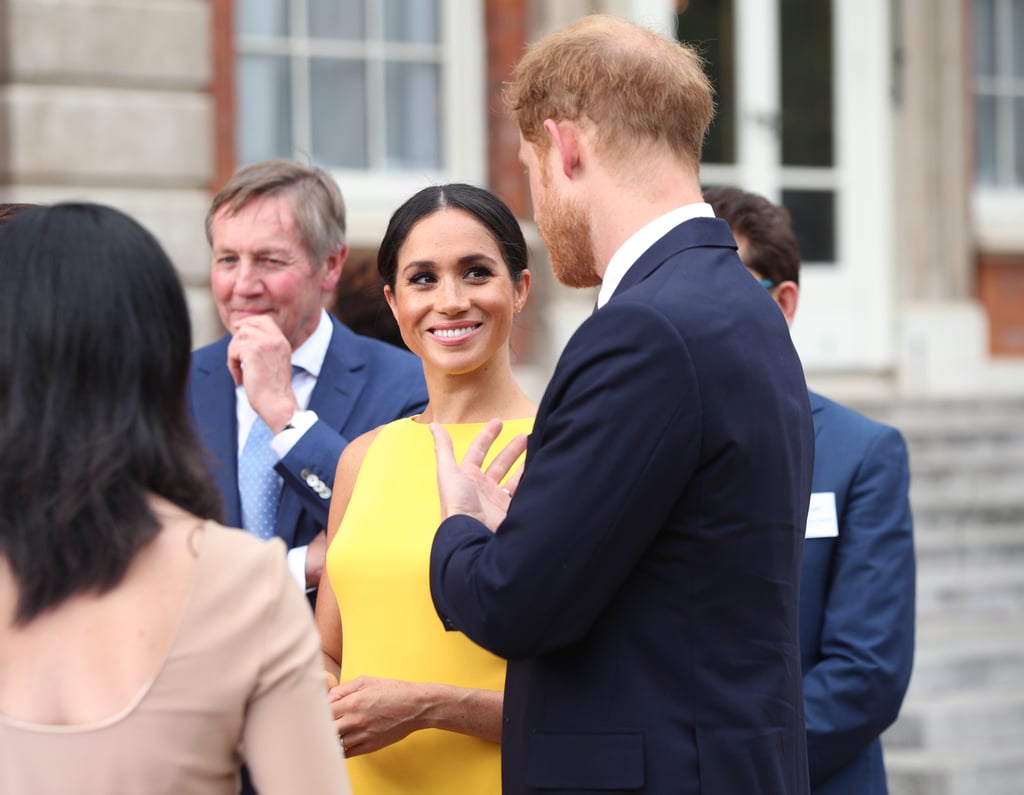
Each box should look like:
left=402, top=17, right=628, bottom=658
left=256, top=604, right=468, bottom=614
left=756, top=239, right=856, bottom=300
left=311, top=58, right=368, bottom=169
left=384, top=0, right=439, bottom=44
left=1015, top=97, right=1024, bottom=185
left=238, top=55, right=292, bottom=164
left=1013, top=0, right=1024, bottom=77
left=308, top=0, right=364, bottom=40
left=385, top=61, right=441, bottom=169
left=974, top=0, right=997, bottom=76
left=237, top=0, right=289, bottom=37
left=780, top=0, right=833, bottom=167
left=976, top=94, right=998, bottom=186
left=781, top=189, right=835, bottom=263
left=676, top=0, right=735, bottom=164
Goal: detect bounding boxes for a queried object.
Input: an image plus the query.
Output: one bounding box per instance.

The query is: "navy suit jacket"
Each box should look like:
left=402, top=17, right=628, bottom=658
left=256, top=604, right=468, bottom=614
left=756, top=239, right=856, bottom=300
left=431, top=218, right=815, bottom=794
left=187, top=315, right=427, bottom=550
left=801, top=392, right=915, bottom=794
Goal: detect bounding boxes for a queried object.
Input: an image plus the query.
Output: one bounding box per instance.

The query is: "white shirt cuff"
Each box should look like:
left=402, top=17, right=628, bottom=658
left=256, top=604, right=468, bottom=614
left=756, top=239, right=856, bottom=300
left=287, top=544, right=309, bottom=590
left=271, top=409, right=319, bottom=459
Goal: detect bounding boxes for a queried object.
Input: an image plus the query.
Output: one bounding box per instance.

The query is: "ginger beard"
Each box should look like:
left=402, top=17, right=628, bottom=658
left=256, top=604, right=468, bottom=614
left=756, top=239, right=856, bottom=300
left=535, top=159, right=601, bottom=289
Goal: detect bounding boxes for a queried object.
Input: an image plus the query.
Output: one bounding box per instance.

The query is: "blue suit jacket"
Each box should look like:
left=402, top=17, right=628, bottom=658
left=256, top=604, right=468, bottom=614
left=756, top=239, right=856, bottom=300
left=187, top=315, right=427, bottom=550
left=801, top=392, right=915, bottom=794
left=431, top=218, right=815, bottom=794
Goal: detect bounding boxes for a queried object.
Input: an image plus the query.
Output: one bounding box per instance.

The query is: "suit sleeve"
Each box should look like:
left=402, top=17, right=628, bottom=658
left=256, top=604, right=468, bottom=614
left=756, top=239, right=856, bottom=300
left=275, top=420, right=350, bottom=530
left=803, top=426, right=916, bottom=785
left=274, top=366, right=427, bottom=531
left=430, top=303, right=703, bottom=660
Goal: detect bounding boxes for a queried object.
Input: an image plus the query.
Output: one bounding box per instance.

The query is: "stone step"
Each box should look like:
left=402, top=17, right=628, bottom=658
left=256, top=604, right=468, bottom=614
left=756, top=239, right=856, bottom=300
left=904, top=425, right=1024, bottom=448
left=911, top=477, right=1024, bottom=507
left=910, top=490, right=1024, bottom=528
left=916, top=565, right=1024, bottom=617
left=907, top=634, right=1024, bottom=695
left=914, top=524, right=1024, bottom=569
left=886, top=740, right=1024, bottom=795
left=909, top=445, right=1024, bottom=477
left=914, top=615, right=1024, bottom=648
left=910, top=464, right=1024, bottom=504
left=852, top=399, right=1024, bottom=430
left=884, top=686, right=1024, bottom=748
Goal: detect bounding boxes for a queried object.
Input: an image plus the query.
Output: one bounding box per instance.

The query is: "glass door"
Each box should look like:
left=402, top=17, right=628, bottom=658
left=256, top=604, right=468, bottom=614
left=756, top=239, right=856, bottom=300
left=677, top=0, right=895, bottom=370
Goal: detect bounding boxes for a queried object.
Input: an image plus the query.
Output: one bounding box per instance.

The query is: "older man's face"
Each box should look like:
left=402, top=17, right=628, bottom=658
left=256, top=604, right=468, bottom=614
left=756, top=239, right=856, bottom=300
left=209, top=193, right=339, bottom=350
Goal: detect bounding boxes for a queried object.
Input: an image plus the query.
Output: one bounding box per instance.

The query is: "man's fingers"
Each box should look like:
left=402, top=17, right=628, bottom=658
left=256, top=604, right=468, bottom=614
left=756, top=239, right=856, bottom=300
left=226, top=350, right=244, bottom=386
left=429, top=422, right=459, bottom=475
left=500, top=462, right=526, bottom=496
left=462, top=418, right=504, bottom=471
left=484, top=433, right=529, bottom=486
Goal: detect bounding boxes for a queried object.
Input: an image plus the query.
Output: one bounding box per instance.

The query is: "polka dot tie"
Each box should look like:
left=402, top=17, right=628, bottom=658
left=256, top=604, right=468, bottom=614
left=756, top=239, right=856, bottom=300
left=238, top=415, right=281, bottom=540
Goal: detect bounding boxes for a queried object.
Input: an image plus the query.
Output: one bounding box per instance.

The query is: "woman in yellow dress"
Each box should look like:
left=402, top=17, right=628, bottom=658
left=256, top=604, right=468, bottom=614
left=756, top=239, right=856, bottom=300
left=315, top=184, right=535, bottom=794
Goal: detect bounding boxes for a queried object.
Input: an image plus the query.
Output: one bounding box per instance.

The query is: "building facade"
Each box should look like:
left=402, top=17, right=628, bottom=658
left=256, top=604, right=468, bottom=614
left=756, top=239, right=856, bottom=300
left=1, top=0, right=1021, bottom=399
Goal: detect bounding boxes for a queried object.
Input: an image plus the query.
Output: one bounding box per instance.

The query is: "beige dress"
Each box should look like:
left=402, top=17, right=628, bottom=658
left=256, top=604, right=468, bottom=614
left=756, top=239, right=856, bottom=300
left=0, top=522, right=350, bottom=795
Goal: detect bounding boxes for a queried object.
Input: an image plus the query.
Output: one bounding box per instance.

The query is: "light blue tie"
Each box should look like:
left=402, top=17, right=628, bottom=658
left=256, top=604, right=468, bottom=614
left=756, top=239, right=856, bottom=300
left=238, top=415, right=281, bottom=540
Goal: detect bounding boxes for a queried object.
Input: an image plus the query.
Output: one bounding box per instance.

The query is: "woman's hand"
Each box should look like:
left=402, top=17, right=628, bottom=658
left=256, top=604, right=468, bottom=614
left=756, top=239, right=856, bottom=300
left=327, top=676, right=428, bottom=757
left=327, top=676, right=503, bottom=756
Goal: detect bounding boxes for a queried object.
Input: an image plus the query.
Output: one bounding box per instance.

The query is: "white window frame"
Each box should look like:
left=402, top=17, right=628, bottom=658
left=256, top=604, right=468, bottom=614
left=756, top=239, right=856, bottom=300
left=695, top=0, right=896, bottom=370
left=971, top=0, right=1024, bottom=250
left=236, top=1, right=485, bottom=248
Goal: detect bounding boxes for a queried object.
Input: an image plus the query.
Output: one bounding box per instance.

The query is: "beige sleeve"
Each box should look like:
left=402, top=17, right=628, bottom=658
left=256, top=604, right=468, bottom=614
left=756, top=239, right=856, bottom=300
left=242, top=540, right=353, bottom=795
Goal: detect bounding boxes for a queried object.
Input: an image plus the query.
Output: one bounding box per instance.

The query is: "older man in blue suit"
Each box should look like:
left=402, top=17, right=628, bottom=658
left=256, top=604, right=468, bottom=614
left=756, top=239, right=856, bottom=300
left=429, top=17, right=814, bottom=795
left=188, top=160, right=426, bottom=595
left=707, top=186, right=916, bottom=795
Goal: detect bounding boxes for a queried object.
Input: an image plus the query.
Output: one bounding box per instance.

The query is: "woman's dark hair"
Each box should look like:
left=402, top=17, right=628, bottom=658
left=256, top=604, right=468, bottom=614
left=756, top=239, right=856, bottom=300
left=0, top=203, right=222, bottom=624
left=378, top=184, right=529, bottom=289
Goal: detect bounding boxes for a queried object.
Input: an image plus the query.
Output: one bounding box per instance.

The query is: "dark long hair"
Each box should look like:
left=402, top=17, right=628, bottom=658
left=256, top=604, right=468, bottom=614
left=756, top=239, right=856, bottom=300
left=0, top=203, right=222, bottom=624
left=378, top=184, right=529, bottom=289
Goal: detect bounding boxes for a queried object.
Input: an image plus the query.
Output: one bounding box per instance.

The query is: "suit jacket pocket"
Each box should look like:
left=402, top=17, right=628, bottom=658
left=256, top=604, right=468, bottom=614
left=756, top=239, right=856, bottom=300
left=697, top=727, right=788, bottom=794
left=525, top=730, right=644, bottom=791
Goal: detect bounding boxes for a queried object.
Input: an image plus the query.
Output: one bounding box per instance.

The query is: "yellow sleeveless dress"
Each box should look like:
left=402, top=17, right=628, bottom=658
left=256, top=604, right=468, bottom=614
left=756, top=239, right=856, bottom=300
left=326, top=416, right=533, bottom=795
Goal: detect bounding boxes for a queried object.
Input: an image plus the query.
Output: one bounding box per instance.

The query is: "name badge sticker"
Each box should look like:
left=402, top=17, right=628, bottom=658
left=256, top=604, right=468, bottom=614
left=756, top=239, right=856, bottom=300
left=806, top=491, right=839, bottom=538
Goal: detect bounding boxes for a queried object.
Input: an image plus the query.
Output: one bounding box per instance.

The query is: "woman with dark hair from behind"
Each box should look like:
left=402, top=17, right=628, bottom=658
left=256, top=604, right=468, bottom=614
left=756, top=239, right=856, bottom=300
left=0, top=203, right=351, bottom=795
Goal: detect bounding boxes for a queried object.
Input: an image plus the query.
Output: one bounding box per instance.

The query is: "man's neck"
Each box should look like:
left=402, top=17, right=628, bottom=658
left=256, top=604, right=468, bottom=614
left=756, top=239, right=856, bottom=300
left=590, top=179, right=705, bottom=280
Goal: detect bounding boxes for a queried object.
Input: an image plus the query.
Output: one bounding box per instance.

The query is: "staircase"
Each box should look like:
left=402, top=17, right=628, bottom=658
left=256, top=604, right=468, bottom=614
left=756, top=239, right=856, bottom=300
left=852, top=398, right=1024, bottom=795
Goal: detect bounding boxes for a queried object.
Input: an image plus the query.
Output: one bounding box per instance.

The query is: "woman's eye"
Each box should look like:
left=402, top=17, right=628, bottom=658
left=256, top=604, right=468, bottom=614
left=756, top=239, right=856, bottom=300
left=409, top=271, right=436, bottom=285
left=465, top=266, right=494, bottom=281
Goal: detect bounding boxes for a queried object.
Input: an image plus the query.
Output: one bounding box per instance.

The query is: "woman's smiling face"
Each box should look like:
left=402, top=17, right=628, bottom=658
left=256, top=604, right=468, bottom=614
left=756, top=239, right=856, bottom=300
left=385, top=208, right=529, bottom=377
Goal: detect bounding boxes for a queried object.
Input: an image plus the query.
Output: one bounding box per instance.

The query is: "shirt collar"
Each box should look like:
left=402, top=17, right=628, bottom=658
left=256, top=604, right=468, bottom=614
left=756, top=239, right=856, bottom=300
left=291, top=309, right=333, bottom=377
left=596, top=202, right=715, bottom=309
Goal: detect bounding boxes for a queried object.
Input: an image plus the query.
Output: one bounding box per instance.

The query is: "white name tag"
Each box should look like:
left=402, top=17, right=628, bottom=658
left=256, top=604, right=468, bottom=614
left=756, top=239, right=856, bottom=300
left=805, top=491, right=839, bottom=538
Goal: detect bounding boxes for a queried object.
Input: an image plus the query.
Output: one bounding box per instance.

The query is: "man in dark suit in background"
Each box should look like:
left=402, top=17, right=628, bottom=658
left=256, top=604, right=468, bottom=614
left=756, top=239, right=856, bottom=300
left=428, top=16, right=814, bottom=795
left=707, top=186, right=916, bottom=795
left=188, top=160, right=427, bottom=595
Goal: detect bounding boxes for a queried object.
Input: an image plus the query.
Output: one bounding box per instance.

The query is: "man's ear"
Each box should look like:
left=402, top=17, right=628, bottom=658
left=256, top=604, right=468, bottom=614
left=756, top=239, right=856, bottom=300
left=543, top=119, right=581, bottom=179
left=321, top=245, right=348, bottom=294
left=773, top=280, right=800, bottom=327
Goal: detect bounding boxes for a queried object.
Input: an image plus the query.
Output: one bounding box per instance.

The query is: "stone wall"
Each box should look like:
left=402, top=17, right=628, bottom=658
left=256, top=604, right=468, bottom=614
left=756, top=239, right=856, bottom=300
left=0, top=0, right=220, bottom=344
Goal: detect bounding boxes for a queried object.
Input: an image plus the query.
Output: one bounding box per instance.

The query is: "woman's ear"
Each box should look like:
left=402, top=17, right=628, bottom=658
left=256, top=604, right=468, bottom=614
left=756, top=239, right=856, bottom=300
left=384, top=284, right=398, bottom=319
left=513, top=270, right=532, bottom=315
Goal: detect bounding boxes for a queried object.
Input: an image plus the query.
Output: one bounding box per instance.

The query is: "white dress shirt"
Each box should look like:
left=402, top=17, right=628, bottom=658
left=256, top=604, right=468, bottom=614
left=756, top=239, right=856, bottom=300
left=596, top=202, right=715, bottom=309
left=236, top=309, right=333, bottom=588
